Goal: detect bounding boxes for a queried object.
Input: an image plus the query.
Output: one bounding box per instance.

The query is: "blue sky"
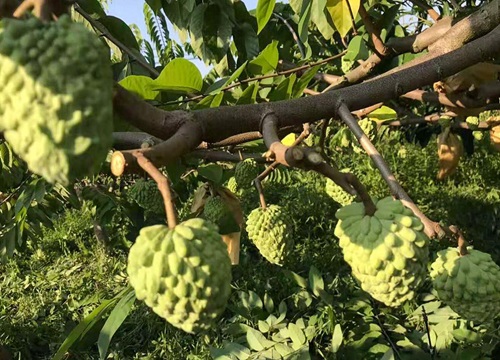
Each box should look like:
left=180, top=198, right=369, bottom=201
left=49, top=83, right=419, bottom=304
left=107, top=0, right=260, bottom=74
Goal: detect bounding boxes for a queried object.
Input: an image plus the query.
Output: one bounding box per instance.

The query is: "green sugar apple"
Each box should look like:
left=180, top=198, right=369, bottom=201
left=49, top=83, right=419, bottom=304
left=246, top=205, right=293, bottom=266
left=234, top=159, right=259, bottom=189
left=334, top=197, right=429, bottom=307
left=202, top=196, right=239, bottom=235
left=226, top=177, right=239, bottom=194
left=127, top=218, right=232, bottom=333
left=430, top=246, right=500, bottom=323
left=0, top=16, right=113, bottom=185
left=128, top=179, right=165, bottom=216
left=325, top=169, right=355, bottom=206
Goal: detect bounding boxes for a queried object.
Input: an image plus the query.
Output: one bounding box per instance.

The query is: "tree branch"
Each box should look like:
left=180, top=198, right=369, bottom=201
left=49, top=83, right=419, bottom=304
left=337, top=103, right=444, bottom=239
left=112, top=26, right=500, bottom=174
left=409, top=0, right=441, bottom=22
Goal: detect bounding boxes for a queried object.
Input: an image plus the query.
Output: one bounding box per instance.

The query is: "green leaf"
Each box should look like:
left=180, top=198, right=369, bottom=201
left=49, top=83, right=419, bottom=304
left=258, top=320, right=271, bottom=333
left=285, top=270, right=308, bottom=288
left=99, top=16, right=140, bottom=51
left=296, top=0, right=312, bottom=44
left=246, top=328, right=275, bottom=351
left=236, top=83, right=259, bottom=105
left=119, top=76, right=159, bottom=100
left=77, top=0, right=106, bottom=18
left=263, top=293, right=274, bottom=313
left=293, top=65, right=320, bottom=98
left=151, top=58, right=203, bottom=93
left=326, top=0, right=361, bottom=38
left=222, top=61, right=248, bottom=89
left=256, top=0, right=276, bottom=34
left=451, top=328, right=482, bottom=344
left=308, top=265, right=324, bottom=296
left=189, top=4, right=233, bottom=63
left=289, top=323, right=306, bottom=347
left=52, top=298, right=119, bottom=360
left=98, top=288, right=135, bottom=360
left=331, top=324, right=343, bottom=352
left=379, top=348, right=395, bottom=360
left=367, top=106, right=397, bottom=122
left=197, top=164, right=223, bottom=184
left=268, top=74, right=296, bottom=101
left=310, top=0, right=335, bottom=40
left=247, top=41, right=279, bottom=75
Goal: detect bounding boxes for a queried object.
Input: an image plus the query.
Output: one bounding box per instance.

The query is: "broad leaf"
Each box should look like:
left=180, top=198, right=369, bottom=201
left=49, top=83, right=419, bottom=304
left=246, top=328, right=275, bottom=351
left=247, top=41, right=279, bottom=75
left=99, top=16, right=140, bottom=51
left=151, top=58, right=203, bottom=93
left=326, top=0, right=361, bottom=38
left=366, top=106, right=398, bottom=122
left=197, top=164, right=224, bottom=184
left=331, top=324, right=343, bottom=352
left=119, top=76, right=159, bottom=100
left=256, top=0, right=276, bottom=34
left=308, top=265, right=324, bottom=297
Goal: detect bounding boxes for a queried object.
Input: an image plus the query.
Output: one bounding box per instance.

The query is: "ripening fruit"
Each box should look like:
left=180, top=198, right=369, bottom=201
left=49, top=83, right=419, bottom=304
left=334, top=197, right=429, bottom=307
left=0, top=16, right=113, bottom=185
left=234, top=159, right=259, bottom=189
left=325, top=169, right=355, bottom=206
left=127, top=219, right=232, bottom=333
left=430, top=246, right=500, bottom=323
left=246, top=205, right=293, bottom=266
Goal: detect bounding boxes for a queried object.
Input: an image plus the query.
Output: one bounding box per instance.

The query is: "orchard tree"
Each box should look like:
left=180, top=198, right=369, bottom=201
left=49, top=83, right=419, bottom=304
left=0, top=0, right=499, bottom=358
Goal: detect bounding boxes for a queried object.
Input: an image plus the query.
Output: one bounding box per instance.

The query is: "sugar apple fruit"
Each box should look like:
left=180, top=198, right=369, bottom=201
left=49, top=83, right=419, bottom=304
left=325, top=169, right=355, bottom=206
left=0, top=16, right=113, bottom=185
left=234, top=159, right=259, bottom=189
left=226, top=177, right=239, bottom=194
left=334, top=197, right=429, bottom=307
left=246, top=205, right=293, bottom=266
left=202, top=196, right=239, bottom=235
left=430, top=246, right=500, bottom=323
left=128, top=179, right=165, bottom=216
left=127, top=218, right=232, bottom=333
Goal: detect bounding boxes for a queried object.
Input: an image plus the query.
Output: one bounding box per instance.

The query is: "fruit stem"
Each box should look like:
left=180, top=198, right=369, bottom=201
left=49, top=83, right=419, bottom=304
left=346, top=174, right=377, bottom=216
left=135, top=151, right=178, bottom=229
left=449, top=225, right=469, bottom=256
left=253, top=179, right=267, bottom=210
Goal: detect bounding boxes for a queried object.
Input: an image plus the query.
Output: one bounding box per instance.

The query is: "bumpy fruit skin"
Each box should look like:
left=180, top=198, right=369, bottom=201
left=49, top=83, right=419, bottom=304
left=234, top=159, right=259, bottom=189
left=128, top=179, right=165, bottom=216
left=246, top=205, right=293, bottom=266
left=127, top=219, right=232, bottom=333
left=0, top=16, right=113, bottom=185
left=226, top=177, right=239, bottom=194
left=334, top=197, right=429, bottom=307
left=325, top=170, right=355, bottom=206
left=430, top=247, right=500, bottom=323
left=202, top=196, right=238, bottom=234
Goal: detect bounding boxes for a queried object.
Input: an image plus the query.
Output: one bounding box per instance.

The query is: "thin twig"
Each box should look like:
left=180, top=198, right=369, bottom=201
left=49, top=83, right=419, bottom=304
left=273, top=13, right=305, bottom=58
left=161, top=52, right=347, bottom=106
left=422, top=307, right=436, bottom=359
left=135, top=152, right=177, bottom=228
left=73, top=3, right=159, bottom=77
left=253, top=179, right=267, bottom=210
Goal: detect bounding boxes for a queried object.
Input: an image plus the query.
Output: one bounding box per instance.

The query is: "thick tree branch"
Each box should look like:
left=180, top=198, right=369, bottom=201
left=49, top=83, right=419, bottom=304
left=386, top=17, right=453, bottom=53
left=111, top=121, right=202, bottom=176
left=112, top=26, right=500, bottom=174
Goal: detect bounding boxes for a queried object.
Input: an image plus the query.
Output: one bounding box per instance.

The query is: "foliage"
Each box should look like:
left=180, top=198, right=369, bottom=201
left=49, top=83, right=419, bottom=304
left=0, top=0, right=499, bottom=359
